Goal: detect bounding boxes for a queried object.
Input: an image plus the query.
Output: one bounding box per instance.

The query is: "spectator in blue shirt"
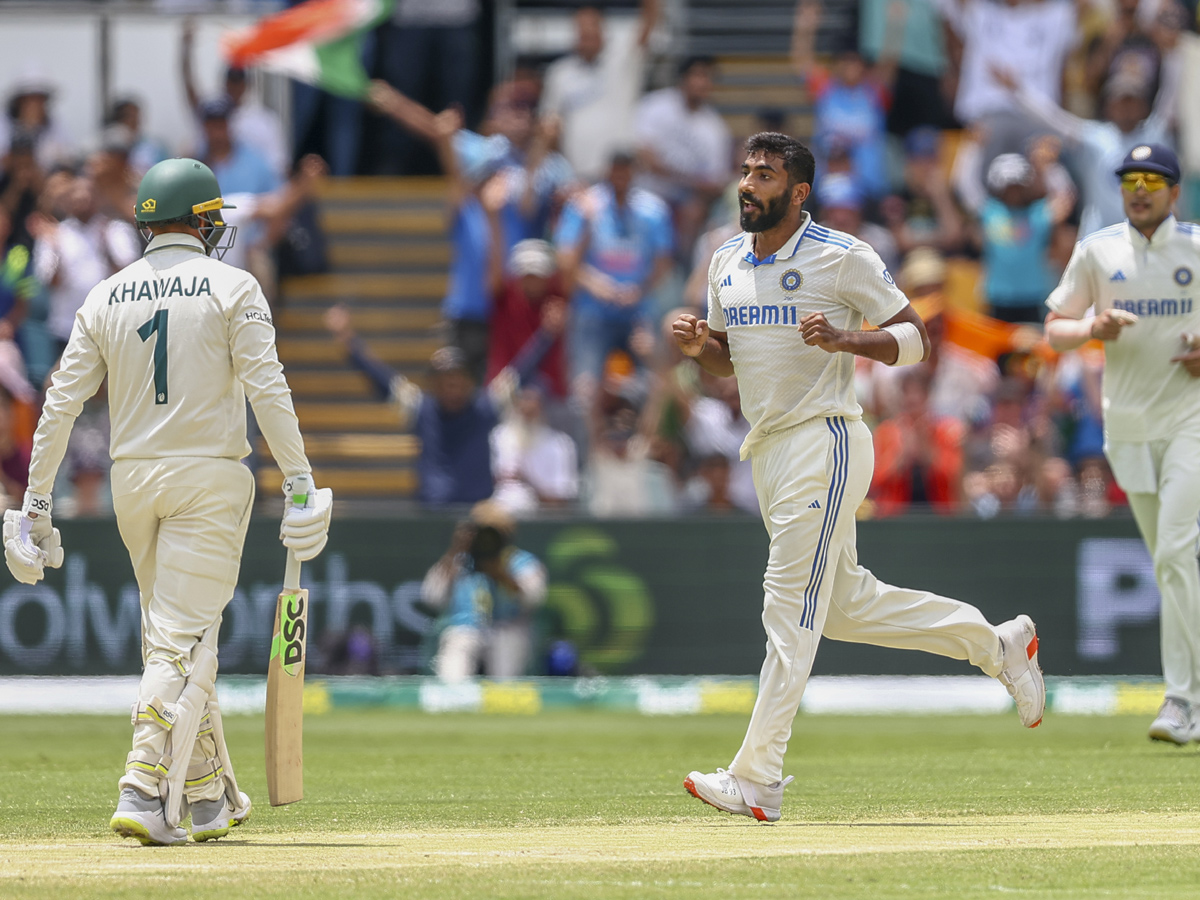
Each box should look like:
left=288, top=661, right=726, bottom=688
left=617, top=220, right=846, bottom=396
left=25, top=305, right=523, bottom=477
left=979, top=153, right=1071, bottom=324
left=369, top=81, right=576, bottom=381
left=555, top=151, right=674, bottom=398
left=442, top=174, right=495, bottom=383
left=455, top=87, right=575, bottom=259
left=196, top=98, right=280, bottom=197
left=325, top=307, right=555, bottom=507
left=791, top=0, right=897, bottom=199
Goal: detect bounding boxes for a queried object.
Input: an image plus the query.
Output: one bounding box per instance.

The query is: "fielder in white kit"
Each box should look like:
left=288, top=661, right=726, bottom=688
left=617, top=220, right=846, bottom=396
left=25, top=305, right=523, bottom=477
left=2, top=158, right=333, bottom=845
left=1044, top=143, right=1200, bottom=745
left=674, top=133, right=1045, bottom=823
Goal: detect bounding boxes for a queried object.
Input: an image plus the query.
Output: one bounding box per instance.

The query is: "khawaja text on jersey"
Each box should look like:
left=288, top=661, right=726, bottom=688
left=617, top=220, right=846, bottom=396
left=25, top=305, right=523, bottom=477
left=108, top=276, right=212, bottom=305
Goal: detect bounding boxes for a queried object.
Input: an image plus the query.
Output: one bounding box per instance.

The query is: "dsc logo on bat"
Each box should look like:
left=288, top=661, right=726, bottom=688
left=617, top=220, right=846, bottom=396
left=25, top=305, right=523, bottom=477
left=272, top=592, right=307, bottom=676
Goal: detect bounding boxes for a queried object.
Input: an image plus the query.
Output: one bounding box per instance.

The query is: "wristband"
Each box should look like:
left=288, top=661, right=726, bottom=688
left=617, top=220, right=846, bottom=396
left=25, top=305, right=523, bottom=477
left=882, top=321, right=924, bottom=367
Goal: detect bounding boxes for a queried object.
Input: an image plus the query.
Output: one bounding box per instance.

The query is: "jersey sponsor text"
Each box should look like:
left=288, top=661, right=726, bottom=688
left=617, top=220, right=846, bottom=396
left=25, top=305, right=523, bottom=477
left=724, top=304, right=801, bottom=327
left=1112, top=298, right=1194, bottom=316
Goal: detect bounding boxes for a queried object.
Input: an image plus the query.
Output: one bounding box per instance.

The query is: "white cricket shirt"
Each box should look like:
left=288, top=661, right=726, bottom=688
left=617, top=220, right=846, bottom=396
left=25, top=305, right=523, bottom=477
left=28, top=233, right=310, bottom=494
left=707, top=212, right=910, bottom=458
left=1047, top=216, right=1200, bottom=443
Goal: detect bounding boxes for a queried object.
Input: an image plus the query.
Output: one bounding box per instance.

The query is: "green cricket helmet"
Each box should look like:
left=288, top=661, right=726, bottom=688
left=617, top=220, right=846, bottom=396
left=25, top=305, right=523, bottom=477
left=134, top=158, right=237, bottom=260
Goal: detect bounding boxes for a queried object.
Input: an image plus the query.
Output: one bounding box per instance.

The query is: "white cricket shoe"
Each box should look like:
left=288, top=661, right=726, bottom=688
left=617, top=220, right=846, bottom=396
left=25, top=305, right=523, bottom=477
left=110, top=788, right=187, bottom=846
left=1148, top=698, right=1192, bottom=745
left=189, top=791, right=252, bottom=842
left=996, top=615, right=1045, bottom=728
left=684, top=768, right=793, bottom=823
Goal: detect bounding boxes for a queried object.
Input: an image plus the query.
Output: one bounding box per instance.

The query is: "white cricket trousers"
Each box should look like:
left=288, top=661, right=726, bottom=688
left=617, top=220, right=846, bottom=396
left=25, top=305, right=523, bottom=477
left=729, top=417, right=1004, bottom=786
left=112, top=457, right=255, bottom=800
left=435, top=622, right=533, bottom=680
left=1116, top=434, right=1200, bottom=706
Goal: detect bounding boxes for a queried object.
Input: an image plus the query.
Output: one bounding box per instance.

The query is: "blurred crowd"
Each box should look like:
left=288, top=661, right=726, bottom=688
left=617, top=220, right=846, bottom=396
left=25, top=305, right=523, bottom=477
left=321, top=0, right=1200, bottom=521
left=0, top=20, right=334, bottom=516
left=2, top=0, right=1199, bottom=520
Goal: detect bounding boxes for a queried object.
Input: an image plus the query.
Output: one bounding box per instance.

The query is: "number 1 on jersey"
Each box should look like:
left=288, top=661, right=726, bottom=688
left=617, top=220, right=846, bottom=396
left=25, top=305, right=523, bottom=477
left=137, top=309, right=169, bottom=405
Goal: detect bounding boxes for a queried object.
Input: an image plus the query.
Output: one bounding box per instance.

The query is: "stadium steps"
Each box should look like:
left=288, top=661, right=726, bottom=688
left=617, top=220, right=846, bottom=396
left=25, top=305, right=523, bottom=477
left=265, top=176, right=452, bottom=500
left=281, top=273, right=447, bottom=300
left=278, top=336, right=443, bottom=366
left=709, top=55, right=814, bottom=140
left=277, top=307, right=442, bottom=332
left=686, top=0, right=861, bottom=140
left=684, top=0, right=857, bottom=57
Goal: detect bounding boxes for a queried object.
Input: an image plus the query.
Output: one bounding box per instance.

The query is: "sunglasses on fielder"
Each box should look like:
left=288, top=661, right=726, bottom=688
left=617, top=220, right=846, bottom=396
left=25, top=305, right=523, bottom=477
left=1120, top=173, right=1172, bottom=193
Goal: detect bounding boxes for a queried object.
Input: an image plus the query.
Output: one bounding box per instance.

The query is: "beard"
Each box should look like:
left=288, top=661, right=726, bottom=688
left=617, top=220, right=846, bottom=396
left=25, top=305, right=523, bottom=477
left=739, top=190, right=791, bottom=233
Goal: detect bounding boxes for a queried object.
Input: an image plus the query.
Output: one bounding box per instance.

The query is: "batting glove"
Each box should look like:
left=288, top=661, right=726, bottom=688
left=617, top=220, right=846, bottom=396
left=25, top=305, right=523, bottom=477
left=279, top=474, right=333, bottom=561
left=3, top=491, right=64, bottom=584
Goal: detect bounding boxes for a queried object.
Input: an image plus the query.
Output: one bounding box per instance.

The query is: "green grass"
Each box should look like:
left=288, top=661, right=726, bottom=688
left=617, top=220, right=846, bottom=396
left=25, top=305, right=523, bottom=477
left=3, top=711, right=1200, bottom=898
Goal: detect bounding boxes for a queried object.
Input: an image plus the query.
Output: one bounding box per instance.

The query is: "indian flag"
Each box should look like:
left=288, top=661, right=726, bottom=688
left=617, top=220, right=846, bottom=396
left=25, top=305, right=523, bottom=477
left=222, top=0, right=393, bottom=99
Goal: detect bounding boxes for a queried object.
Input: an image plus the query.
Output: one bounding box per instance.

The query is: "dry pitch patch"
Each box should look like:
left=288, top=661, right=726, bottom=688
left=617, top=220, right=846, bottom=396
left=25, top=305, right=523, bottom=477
left=7, top=815, right=1200, bottom=899
left=3, top=710, right=1200, bottom=898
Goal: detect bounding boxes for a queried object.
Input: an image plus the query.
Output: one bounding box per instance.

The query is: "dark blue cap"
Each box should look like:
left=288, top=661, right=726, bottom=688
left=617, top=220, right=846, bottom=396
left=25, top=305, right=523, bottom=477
left=198, top=96, right=234, bottom=121
left=1115, top=143, right=1180, bottom=181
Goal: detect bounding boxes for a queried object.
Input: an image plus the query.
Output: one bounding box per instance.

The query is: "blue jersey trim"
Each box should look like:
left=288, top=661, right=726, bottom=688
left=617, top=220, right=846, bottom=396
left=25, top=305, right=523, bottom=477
left=806, top=233, right=854, bottom=251
left=806, top=225, right=854, bottom=249
left=716, top=233, right=745, bottom=253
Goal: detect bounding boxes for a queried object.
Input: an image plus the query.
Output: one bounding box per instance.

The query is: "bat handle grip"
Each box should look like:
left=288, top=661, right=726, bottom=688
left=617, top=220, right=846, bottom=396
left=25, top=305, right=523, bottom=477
left=284, top=548, right=302, bottom=592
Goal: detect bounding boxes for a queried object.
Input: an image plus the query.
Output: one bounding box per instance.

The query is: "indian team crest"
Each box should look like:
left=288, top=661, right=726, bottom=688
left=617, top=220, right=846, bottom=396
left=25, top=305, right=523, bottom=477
left=780, top=269, right=804, bottom=292
left=1176, top=267, right=1194, bottom=287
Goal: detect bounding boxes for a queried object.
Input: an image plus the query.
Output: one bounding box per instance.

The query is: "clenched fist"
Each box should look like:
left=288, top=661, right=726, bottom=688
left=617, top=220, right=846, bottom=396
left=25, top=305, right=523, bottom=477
left=672, top=314, right=710, bottom=358
left=1089, top=309, right=1137, bottom=341
left=800, top=312, right=846, bottom=353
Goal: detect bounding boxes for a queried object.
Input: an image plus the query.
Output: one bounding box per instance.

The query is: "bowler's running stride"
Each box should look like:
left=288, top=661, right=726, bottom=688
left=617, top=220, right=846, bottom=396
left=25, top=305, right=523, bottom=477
left=2, top=158, right=333, bottom=845
left=675, top=133, right=1045, bottom=823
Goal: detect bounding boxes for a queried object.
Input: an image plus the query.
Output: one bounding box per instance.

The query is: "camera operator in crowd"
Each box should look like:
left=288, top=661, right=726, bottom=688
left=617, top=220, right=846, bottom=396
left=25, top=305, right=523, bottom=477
left=421, top=501, right=547, bottom=680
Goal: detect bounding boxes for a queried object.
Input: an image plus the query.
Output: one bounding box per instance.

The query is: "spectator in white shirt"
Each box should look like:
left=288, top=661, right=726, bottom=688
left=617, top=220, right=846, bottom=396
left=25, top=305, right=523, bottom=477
left=540, top=0, right=660, bottom=184
left=991, top=66, right=1170, bottom=236
left=681, top=371, right=758, bottom=515
left=940, top=0, right=1078, bottom=166
left=586, top=395, right=677, bottom=517
left=490, top=385, right=579, bottom=515
left=634, top=56, right=732, bottom=261
left=31, top=176, right=139, bottom=357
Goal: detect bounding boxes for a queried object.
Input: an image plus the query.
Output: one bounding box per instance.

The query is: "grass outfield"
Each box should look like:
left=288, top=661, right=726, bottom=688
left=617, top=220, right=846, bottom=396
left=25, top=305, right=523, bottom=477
left=2, top=710, right=1200, bottom=899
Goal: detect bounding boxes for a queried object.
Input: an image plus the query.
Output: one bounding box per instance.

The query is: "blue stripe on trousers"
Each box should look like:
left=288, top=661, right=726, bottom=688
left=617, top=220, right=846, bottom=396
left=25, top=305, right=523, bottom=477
left=801, top=417, right=849, bottom=630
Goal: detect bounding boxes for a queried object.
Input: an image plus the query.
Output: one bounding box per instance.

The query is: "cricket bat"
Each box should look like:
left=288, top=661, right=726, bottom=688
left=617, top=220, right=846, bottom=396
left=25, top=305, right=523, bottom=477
left=265, top=547, right=308, bottom=806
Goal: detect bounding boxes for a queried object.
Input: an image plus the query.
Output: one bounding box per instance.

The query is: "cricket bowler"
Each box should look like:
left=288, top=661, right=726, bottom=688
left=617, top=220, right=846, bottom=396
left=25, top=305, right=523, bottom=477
left=674, top=133, right=1045, bottom=823
left=2, top=158, right=333, bottom=845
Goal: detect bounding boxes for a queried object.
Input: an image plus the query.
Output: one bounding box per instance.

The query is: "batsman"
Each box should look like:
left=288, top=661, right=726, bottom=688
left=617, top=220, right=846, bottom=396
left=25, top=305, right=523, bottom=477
left=2, top=158, right=333, bottom=845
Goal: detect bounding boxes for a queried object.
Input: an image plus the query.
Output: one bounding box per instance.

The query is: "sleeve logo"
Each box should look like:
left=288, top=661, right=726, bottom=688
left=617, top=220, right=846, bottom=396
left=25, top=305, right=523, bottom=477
left=883, top=269, right=896, bottom=285
left=780, top=269, right=804, bottom=292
